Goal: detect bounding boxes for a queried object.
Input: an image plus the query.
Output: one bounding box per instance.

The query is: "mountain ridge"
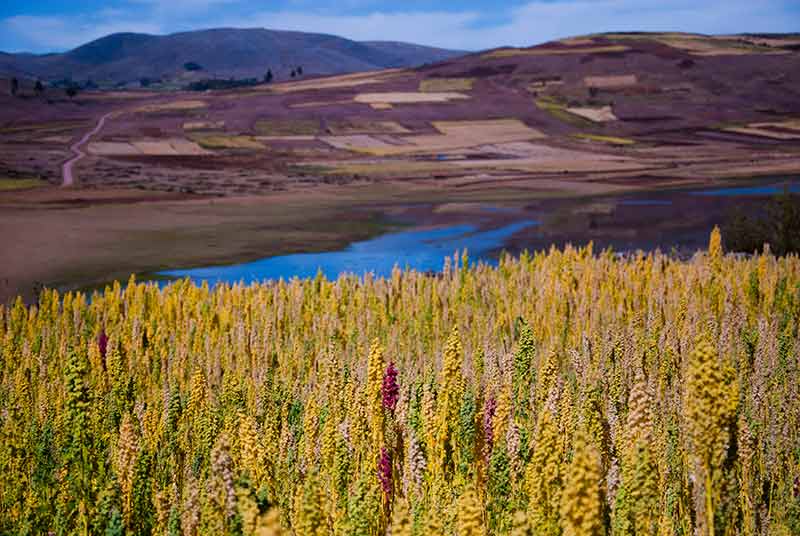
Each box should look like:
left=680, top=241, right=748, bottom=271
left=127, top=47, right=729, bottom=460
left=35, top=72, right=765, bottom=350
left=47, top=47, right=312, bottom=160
left=0, top=27, right=466, bottom=86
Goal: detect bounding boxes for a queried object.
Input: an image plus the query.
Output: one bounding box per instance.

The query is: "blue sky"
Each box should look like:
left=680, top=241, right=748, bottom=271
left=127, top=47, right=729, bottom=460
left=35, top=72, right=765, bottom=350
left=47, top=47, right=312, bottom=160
left=1, top=0, right=798, bottom=53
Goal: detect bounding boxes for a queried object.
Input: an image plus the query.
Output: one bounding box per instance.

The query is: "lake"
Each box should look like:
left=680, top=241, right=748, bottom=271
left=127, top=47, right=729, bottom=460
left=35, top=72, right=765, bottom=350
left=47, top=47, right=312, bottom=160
left=160, top=220, right=537, bottom=285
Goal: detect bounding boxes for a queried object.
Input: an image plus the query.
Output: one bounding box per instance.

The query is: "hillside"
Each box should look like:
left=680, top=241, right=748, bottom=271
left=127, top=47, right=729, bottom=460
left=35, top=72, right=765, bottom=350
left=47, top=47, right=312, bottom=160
left=0, top=27, right=466, bottom=86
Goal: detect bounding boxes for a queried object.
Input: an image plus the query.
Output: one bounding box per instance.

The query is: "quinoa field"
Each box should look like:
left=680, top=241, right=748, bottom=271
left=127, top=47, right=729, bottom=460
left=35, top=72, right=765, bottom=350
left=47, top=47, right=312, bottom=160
left=1, top=229, right=799, bottom=535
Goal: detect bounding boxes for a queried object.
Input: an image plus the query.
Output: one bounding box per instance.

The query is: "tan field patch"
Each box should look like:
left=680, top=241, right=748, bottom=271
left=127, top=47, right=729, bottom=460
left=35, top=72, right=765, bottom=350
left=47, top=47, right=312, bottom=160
left=419, top=78, right=475, bottom=92
left=434, top=119, right=545, bottom=140
left=89, top=139, right=210, bottom=156
left=132, top=141, right=180, bottom=156
left=565, top=105, right=618, bottom=122
left=370, top=103, right=394, bottom=110
left=355, top=92, right=469, bottom=105
left=183, top=121, right=225, bottom=131
left=529, top=79, right=564, bottom=90
left=167, top=139, right=211, bottom=155
left=484, top=45, right=629, bottom=58
left=748, top=119, right=800, bottom=132
left=584, top=74, right=638, bottom=89
left=321, top=135, right=410, bottom=152
left=137, top=100, right=207, bottom=113
left=269, top=69, right=406, bottom=93
left=723, top=126, right=800, bottom=140
left=88, top=142, right=142, bottom=156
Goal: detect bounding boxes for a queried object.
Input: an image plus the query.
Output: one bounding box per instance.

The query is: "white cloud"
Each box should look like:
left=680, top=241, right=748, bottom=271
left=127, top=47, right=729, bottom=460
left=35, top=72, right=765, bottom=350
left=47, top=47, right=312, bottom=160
left=1, top=0, right=797, bottom=53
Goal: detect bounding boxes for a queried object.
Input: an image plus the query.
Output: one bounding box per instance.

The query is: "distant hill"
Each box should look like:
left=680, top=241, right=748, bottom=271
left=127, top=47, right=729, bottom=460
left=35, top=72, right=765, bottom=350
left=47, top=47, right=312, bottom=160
left=0, top=28, right=466, bottom=87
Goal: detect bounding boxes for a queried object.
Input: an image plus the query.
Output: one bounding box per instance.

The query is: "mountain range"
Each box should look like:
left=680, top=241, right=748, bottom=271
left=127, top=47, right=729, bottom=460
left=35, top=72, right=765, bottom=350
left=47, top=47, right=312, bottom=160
left=0, top=28, right=466, bottom=87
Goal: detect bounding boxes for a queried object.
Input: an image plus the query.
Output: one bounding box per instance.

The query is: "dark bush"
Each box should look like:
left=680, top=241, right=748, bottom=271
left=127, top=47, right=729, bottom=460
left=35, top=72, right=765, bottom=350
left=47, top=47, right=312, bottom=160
left=723, top=189, right=800, bottom=255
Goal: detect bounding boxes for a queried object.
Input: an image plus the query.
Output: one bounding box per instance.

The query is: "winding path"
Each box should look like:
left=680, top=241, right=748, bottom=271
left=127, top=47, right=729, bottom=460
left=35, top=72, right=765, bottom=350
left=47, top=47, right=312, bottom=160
left=62, top=111, right=114, bottom=187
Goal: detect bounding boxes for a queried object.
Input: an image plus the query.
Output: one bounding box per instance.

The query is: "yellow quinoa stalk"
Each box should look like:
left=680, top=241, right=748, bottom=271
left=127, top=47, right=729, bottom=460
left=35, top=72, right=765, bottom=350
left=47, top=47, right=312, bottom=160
left=114, top=412, right=139, bottom=526
left=367, top=340, right=386, bottom=451
left=560, top=429, right=605, bottom=536
left=526, top=408, right=562, bottom=536
left=510, top=510, right=533, bottom=536
left=388, top=497, right=412, bottom=536
left=493, top=381, right=512, bottom=452
left=260, top=507, right=285, bottom=536
left=456, top=486, right=486, bottom=536
left=431, top=328, right=464, bottom=480
left=683, top=335, right=739, bottom=536
left=239, top=413, right=265, bottom=486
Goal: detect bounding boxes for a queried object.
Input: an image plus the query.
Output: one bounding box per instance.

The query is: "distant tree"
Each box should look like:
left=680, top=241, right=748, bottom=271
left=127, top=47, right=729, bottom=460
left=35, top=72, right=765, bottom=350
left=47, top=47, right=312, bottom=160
left=297, top=66, right=303, bottom=76
left=183, top=62, right=204, bottom=71
left=84, top=79, right=98, bottom=90
left=34, top=80, right=44, bottom=96
left=66, top=85, right=79, bottom=99
left=290, top=70, right=297, bottom=78
left=10, top=77, right=19, bottom=96
left=264, top=69, right=273, bottom=83
left=140, top=78, right=151, bottom=88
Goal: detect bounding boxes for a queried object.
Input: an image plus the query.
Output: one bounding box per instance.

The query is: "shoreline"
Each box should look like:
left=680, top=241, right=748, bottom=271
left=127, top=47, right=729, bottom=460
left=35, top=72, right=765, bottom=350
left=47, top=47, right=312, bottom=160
left=2, top=173, right=797, bottom=304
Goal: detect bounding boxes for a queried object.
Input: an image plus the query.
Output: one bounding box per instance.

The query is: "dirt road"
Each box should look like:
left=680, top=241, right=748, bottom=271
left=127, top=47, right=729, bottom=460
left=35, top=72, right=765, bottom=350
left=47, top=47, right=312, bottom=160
left=62, top=111, right=113, bottom=186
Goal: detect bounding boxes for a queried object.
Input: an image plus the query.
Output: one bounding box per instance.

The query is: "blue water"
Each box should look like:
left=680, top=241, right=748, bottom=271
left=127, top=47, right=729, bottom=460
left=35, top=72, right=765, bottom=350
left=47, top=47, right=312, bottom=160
left=160, top=221, right=537, bottom=285
left=692, top=183, right=799, bottom=197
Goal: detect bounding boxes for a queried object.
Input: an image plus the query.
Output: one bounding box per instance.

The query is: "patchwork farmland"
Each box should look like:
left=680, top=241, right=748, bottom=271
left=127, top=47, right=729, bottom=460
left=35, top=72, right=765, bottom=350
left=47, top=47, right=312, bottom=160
left=1, top=31, right=800, bottom=302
